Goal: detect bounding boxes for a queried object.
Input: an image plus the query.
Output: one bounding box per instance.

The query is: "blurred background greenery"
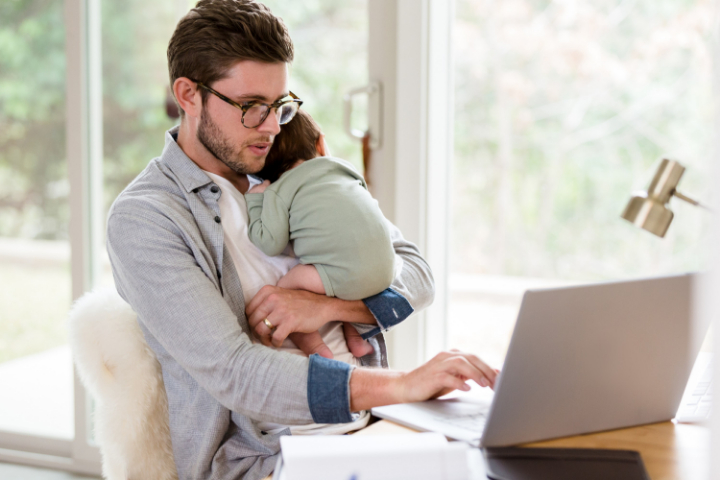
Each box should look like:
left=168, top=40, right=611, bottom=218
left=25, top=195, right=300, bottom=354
left=452, top=0, right=714, bottom=281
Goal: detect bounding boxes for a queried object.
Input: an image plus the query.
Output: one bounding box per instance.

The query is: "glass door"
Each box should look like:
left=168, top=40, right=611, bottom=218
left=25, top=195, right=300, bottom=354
left=261, top=0, right=369, bottom=170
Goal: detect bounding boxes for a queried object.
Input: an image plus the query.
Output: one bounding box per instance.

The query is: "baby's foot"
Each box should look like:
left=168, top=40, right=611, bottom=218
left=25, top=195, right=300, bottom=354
left=289, top=332, right=333, bottom=359
left=343, top=323, right=374, bottom=358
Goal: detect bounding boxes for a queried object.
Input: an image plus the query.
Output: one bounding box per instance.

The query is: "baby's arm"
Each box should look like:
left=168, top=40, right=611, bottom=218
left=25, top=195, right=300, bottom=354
left=245, top=188, right=292, bottom=257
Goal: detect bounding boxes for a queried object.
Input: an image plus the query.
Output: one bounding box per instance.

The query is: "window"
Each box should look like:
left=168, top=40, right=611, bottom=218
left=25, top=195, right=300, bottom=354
left=0, top=0, right=73, bottom=441
left=449, top=0, right=716, bottom=367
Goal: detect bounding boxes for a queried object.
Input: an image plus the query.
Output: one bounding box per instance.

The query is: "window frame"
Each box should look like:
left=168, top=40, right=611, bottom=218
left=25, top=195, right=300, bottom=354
left=0, top=0, right=102, bottom=474
left=367, top=0, right=454, bottom=369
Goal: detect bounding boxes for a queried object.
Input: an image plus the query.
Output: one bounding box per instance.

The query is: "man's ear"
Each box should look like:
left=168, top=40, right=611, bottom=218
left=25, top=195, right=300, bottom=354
left=315, top=134, right=328, bottom=157
left=173, top=77, right=201, bottom=118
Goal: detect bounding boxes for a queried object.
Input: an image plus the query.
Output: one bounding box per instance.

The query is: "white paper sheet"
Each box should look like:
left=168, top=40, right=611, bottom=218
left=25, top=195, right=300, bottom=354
left=279, top=432, right=469, bottom=480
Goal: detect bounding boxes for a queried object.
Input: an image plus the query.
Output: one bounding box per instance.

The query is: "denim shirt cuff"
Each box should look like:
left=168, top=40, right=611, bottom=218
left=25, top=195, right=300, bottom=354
left=307, top=354, right=354, bottom=423
left=360, top=287, right=414, bottom=340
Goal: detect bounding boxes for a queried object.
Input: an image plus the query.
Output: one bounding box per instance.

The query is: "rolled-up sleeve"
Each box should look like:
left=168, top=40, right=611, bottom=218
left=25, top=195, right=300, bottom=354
left=307, top=354, right=354, bottom=423
left=107, top=208, right=354, bottom=424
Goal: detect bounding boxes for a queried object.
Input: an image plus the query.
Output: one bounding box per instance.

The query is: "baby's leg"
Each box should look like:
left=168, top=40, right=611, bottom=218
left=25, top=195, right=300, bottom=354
left=289, top=331, right=333, bottom=359
left=279, top=264, right=332, bottom=358
left=343, top=323, right=374, bottom=358
left=278, top=264, right=373, bottom=358
left=277, top=264, right=326, bottom=294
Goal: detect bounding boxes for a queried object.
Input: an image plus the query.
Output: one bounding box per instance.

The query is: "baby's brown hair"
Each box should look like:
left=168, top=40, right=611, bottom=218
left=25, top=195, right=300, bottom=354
left=257, top=109, right=323, bottom=182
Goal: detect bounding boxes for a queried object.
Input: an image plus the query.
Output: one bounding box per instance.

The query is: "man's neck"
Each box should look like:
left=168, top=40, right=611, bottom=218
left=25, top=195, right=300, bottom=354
left=176, top=120, right=250, bottom=193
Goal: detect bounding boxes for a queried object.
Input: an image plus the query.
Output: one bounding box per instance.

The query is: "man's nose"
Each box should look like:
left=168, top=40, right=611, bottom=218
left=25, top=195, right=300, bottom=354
left=256, top=108, right=282, bottom=136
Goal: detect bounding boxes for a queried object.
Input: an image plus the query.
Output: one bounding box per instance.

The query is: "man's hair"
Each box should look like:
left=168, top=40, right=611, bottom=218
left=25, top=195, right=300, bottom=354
left=167, top=0, right=293, bottom=115
left=257, top=110, right=322, bottom=182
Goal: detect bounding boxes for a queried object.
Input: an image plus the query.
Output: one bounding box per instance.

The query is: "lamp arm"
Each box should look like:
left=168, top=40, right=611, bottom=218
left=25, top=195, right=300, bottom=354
left=672, top=190, right=712, bottom=211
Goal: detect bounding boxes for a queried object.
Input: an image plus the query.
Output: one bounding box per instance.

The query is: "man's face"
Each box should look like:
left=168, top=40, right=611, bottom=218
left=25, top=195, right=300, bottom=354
left=196, top=60, right=288, bottom=175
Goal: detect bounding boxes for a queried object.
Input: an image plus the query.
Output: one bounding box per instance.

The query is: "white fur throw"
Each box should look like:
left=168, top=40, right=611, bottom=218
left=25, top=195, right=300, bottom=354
left=68, top=287, right=177, bottom=480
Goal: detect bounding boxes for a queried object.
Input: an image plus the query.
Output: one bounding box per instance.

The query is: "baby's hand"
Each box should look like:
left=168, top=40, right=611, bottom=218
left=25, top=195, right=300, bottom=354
left=248, top=180, right=270, bottom=194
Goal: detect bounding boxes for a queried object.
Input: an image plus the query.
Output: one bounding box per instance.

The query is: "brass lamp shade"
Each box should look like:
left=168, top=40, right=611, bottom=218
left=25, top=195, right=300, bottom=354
left=621, top=193, right=674, bottom=237
left=621, top=159, right=686, bottom=238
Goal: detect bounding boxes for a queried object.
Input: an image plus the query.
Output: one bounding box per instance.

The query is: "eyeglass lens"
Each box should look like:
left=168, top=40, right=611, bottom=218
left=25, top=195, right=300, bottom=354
left=243, top=102, right=299, bottom=128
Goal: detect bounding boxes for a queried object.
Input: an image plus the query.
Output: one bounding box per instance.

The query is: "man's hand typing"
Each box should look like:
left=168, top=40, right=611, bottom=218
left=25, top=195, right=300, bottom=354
left=349, top=350, right=499, bottom=412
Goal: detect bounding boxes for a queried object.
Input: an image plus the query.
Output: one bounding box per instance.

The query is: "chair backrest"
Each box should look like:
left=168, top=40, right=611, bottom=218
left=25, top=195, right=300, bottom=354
left=68, top=287, right=177, bottom=480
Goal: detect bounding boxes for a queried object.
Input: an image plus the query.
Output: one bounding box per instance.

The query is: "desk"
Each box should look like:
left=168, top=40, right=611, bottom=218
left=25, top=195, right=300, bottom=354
left=357, top=419, right=710, bottom=480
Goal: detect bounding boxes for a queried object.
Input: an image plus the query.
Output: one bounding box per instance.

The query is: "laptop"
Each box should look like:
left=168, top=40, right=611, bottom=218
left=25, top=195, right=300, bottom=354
left=372, top=274, right=707, bottom=446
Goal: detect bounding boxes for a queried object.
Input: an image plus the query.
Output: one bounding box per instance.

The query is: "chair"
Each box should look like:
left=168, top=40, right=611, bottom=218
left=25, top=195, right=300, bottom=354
left=68, top=287, right=177, bottom=480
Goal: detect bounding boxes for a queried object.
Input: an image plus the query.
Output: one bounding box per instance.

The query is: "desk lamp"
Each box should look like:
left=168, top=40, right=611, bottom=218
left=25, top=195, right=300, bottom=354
left=621, top=158, right=708, bottom=237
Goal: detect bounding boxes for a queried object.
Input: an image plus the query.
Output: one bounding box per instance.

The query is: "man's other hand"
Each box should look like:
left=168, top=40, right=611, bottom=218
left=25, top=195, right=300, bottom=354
left=247, top=285, right=333, bottom=347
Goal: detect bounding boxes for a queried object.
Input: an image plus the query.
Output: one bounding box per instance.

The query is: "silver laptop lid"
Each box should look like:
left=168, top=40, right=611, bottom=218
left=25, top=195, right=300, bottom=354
left=481, top=273, right=697, bottom=447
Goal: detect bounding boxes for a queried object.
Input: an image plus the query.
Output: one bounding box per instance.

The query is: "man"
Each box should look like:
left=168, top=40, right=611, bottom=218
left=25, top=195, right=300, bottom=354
left=107, top=1, right=497, bottom=479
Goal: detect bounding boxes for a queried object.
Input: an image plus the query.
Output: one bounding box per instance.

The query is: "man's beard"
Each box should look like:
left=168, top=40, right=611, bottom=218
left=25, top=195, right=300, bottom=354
left=196, top=109, right=270, bottom=175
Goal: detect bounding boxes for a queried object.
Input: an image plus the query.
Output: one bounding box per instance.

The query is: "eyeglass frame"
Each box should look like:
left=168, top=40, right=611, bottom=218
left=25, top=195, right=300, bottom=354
left=192, top=80, right=303, bottom=129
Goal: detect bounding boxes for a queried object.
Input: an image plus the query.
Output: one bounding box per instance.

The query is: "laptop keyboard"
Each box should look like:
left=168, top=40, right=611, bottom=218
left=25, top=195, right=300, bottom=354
left=675, top=352, right=713, bottom=423
left=430, top=411, right=488, bottom=432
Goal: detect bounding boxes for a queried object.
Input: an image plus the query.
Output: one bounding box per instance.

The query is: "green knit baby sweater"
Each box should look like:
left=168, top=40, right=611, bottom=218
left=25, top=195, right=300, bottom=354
left=245, top=156, right=395, bottom=300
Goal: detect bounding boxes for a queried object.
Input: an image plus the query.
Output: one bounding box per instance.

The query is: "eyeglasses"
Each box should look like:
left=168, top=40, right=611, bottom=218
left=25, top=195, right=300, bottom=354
left=194, top=81, right=303, bottom=129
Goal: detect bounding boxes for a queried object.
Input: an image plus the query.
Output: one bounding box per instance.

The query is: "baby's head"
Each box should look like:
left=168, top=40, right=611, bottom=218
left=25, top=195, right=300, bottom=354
left=258, top=109, right=326, bottom=182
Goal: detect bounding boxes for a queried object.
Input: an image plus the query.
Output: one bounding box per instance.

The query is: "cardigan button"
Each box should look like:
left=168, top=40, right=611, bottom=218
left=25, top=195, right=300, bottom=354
left=210, top=185, right=220, bottom=193
left=214, top=216, right=221, bottom=223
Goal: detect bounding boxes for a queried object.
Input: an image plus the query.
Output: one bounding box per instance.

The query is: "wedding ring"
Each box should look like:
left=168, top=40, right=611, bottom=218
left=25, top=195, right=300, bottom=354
left=263, top=318, right=276, bottom=331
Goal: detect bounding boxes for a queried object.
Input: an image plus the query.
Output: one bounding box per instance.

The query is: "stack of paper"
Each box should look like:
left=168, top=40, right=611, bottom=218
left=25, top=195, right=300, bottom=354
left=278, top=432, right=469, bottom=480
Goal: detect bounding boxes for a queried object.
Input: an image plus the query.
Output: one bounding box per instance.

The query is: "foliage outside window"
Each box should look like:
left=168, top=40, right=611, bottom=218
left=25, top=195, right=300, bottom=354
left=449, top=0, right=716, bottom=365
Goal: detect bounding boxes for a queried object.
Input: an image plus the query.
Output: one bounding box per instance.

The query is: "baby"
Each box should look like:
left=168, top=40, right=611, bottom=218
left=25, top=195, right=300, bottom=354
left=245, top=109, right=396, bottom=360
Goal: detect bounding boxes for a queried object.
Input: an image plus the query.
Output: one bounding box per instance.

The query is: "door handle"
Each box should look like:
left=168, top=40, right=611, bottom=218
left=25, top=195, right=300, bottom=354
left=343, top=81, right=382, bottom=150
